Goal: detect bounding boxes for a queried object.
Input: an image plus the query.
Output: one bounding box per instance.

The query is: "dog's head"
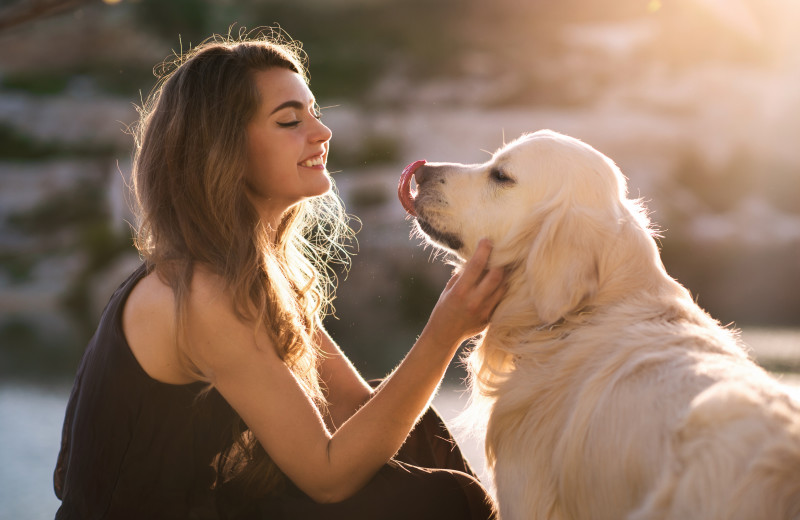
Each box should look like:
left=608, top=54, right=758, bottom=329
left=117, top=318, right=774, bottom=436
left=400, top=130, right=657, bottom=324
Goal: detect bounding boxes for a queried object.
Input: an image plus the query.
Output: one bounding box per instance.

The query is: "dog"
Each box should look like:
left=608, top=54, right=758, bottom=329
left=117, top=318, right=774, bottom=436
left=398, top=130, right=800, bottom=519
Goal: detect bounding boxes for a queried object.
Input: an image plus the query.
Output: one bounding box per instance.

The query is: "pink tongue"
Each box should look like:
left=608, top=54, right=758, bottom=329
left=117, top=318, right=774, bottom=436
left=398, top=160, right=426, bottom=216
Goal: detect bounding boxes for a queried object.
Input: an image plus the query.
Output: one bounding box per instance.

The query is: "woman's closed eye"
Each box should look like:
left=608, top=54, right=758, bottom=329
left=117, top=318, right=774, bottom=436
left=277, top=108, right=321, bottom=128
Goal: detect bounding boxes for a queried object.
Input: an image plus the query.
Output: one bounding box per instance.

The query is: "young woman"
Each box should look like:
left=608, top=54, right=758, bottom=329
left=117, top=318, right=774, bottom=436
left=54, top=32, right=505, bottom=519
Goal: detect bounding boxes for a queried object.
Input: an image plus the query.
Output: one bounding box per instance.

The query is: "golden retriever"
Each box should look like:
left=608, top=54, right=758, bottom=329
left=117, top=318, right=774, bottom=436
left=399, top=130, right=800, bottom=519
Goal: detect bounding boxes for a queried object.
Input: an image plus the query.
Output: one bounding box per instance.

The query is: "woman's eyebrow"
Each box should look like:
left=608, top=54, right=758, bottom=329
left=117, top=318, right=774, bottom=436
left=269, top=100, right=313, bottom=116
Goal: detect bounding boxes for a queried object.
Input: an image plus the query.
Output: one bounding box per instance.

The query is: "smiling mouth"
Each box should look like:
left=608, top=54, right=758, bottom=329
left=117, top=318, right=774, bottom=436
left=300, top=156, right=325, bottom=168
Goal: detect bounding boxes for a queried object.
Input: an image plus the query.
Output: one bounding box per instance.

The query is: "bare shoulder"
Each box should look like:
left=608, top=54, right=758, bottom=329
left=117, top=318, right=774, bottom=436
left=122, top=268, right=195, bottom=384
left=185, top=265, right=245, bottom=328
left=183, top=265, right=282, bottom=381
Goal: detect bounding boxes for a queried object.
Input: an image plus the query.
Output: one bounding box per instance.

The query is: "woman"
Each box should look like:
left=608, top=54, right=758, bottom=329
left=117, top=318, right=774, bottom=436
left=54, top=31, right=505, bottom=519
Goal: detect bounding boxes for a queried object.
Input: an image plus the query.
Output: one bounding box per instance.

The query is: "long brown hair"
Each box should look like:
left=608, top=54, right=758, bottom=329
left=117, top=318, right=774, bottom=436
left=131, top=29, right=353, bottom=498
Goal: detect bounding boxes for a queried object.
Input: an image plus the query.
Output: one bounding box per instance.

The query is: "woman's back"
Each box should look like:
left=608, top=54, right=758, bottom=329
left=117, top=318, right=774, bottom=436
left=54, top=265, right=237, bottom=520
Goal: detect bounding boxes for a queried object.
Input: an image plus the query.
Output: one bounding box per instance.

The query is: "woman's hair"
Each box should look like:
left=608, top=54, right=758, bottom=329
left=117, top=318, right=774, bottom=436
left=131, top=29, right=354, bottom=498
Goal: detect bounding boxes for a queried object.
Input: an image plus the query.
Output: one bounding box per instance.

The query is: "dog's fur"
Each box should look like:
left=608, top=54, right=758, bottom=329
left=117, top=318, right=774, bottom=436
left=410, top=130, right=800, bottom=519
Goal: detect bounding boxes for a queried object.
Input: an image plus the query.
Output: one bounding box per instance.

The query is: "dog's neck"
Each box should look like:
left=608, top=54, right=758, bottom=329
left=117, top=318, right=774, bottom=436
left=472, top=255, right=694, bottom=381
left=495, top=255, right=689, bottom=326
left=465, top=212, right=701, bottom=400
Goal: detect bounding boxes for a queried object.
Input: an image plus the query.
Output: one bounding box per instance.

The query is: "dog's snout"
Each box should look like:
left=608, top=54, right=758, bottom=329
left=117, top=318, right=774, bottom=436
left=414, top=165, right=431, bottom=185
left=414, top=165, right=447, bottom=186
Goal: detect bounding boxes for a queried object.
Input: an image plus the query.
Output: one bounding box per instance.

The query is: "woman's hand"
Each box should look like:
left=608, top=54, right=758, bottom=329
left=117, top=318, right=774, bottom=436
left=425, top=238, right=506, bottom=346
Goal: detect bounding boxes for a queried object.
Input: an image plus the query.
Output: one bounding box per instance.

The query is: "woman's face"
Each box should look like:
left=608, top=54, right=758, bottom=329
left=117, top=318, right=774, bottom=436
left=245, top=67, right=332, bottom=225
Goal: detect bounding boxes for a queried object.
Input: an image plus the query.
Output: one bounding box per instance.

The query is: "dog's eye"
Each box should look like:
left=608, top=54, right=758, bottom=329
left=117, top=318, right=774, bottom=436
left=490, top=167, right=515, bottom=185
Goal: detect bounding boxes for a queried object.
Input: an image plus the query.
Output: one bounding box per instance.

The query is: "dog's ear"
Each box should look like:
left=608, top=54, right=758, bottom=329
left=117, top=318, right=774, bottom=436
left=525, top=207, right=603, bottom=325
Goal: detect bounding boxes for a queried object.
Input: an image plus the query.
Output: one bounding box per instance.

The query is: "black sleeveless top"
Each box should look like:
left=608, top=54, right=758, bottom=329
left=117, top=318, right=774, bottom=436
left=54, top=264, right=239, bottom=520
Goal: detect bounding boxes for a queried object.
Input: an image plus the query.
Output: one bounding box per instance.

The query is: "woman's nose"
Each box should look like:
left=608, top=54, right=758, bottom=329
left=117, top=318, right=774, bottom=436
left=312, top=118, right=332, bottom=143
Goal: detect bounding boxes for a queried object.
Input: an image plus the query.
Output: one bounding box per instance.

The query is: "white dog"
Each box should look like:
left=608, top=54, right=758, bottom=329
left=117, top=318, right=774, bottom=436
left=399, top=130, right=800, bottom=520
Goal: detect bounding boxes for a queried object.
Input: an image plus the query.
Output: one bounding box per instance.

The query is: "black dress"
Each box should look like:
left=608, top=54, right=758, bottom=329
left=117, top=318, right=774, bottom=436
left=54, top=265, right=495, bottom=519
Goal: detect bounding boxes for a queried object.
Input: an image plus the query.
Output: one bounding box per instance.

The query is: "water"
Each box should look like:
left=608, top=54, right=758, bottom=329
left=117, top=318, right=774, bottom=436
left=0, top=384, right=69, bottom=520
left=2, top=328, right=798, bottom=520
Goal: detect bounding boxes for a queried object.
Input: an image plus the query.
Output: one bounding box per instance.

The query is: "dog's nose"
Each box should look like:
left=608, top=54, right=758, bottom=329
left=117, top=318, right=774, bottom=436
left=414, top=165, right=431, bottom=185
left=414, top=164, right=450, bottom=186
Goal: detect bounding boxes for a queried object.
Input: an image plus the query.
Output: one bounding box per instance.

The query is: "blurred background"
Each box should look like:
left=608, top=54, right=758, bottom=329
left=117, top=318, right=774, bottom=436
left=0, top=0, right=798, bottom=517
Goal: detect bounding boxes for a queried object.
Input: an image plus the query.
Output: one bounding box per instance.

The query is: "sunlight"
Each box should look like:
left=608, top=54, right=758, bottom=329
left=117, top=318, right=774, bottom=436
left=692, top=0, right=762, bottom=41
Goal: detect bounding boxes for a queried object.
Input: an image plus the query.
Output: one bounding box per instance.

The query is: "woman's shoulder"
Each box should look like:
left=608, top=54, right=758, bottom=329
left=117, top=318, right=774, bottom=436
left=188, top=264, right=230, bottom=302
left=185, top=264, right=241, bottom=324
left=124, top=268, right=176, bottom=326
left=122, top=268, right=197, bottom=384
left=184, top=265, right=281, bottom=377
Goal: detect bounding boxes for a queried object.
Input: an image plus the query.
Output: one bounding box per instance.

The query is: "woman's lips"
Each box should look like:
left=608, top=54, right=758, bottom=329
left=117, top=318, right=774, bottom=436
left=299, top=154, right=325, bottom=168
left=398, top=160, right=426, bottom=216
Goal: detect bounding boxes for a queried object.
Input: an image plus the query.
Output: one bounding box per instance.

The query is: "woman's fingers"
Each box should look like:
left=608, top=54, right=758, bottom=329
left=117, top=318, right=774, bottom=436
left=427, top=239, right=507, bottom=343
left=457, top=239, right=493, bottom=288
left=453, top=242, right=506, bottom=319
left=444, top=271, right=461, bottom=290
left=477, top=266, right=505, bottom=297
left=465, top=266, right=505, bottom=320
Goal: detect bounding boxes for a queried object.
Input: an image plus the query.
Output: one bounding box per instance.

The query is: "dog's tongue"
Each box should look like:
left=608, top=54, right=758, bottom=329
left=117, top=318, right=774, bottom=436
left=398, top=160, right=426, bottom=217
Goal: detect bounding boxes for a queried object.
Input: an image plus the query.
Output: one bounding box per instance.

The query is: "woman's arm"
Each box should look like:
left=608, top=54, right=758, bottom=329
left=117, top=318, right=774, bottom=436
left=186, top=240, right=504, bottom=503
left=315, top=326, right=373, bottom=429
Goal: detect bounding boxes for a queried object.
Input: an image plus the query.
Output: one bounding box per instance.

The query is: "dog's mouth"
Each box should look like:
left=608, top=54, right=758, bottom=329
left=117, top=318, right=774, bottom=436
left=398, top=160, right=426, bottom=217
left=399, top=159, right=464, bottom=251
left=415, top=216, right=464, bottom=251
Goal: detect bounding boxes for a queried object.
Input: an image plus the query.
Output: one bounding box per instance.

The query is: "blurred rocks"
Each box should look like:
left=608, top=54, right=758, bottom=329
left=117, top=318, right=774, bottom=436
left=1, top=0, right=798, bottom=379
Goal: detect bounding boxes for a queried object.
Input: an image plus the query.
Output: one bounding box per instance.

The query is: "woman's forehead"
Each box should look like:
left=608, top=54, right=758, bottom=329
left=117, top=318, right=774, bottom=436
left=253, top=68, right=314, bottom=112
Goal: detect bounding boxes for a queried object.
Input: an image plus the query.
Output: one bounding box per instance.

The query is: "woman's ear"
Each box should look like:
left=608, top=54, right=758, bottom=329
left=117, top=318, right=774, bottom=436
left=525, top=207, right=602, bottom=325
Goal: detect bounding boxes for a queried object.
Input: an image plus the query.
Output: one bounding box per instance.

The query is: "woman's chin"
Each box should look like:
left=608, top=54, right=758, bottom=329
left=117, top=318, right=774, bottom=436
left=310, top=175, right=332, bottom=197
left=294, top=178, right=333, bottom=205
left=315, top=173, right=333, bottom=194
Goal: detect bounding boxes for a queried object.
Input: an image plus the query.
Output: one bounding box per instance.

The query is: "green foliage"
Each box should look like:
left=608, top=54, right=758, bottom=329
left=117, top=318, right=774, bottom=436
left=349, top=186, right=389, bottom=210
left=6, top=179, right=134, bottom=338
left=213, top=0, right=466, bottom=100
left=2, top=66, right=155, bottom=99
left=355, top=134, right=402, bottom=165
left=132, top=0, right=213, bottom=44
left=0, top=124, right=117, bottom=161
left=68, top=224, right=133, bottom=334
left=329, top=134, right=402, bottom=170
left=0, top=253, right=35, bottom=283
left=398, top=268, right=442, bottom=326
left=8, top=180, right=108, bottom=233
left=0, top=318, right=82, bottom=380
left=128, top=0, right=458, bottom=100
left=80, top=64, right=158, bottom=98
left=2, top=72, right=71, bottom=95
